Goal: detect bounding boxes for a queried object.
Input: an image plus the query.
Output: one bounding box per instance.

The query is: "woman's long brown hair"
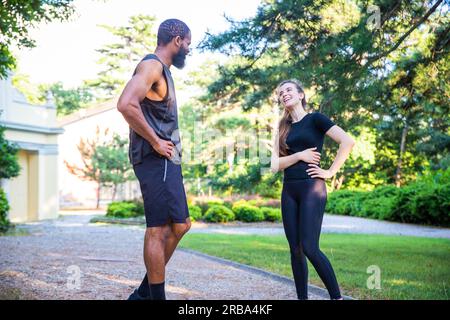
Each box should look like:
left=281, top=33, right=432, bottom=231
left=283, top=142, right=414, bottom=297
left=277, top=79, right=308, bottom=157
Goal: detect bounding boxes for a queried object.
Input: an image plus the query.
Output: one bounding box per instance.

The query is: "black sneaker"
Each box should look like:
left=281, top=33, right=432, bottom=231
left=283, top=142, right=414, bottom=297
left=127, top=289, right=151, bottom=300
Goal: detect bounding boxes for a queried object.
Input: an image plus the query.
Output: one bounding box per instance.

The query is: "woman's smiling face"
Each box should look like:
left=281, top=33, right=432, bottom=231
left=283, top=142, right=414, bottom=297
left=277, top=82, right=304, bottom=109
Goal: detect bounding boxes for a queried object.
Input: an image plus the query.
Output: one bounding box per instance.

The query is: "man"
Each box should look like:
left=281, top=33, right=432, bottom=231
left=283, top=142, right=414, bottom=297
left=117, top=18, right=192, bottom=300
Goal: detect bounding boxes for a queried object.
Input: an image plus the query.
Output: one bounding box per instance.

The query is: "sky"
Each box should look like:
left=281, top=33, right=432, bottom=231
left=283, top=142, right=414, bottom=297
left=13, top=0, right=261, bottom=88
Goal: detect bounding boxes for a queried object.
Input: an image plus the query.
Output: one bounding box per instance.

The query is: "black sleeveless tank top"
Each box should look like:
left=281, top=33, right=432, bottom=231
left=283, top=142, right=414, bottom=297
left=128, top=54, right=182, bottom=165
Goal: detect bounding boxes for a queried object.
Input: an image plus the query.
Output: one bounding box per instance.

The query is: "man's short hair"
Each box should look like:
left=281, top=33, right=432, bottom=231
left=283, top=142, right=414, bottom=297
left=157, top=19, right=190, bottom=46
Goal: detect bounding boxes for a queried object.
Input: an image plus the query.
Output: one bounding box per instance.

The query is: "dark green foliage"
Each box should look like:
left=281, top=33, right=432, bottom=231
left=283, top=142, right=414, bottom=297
left=232, top=204, right=265, bottom=222
left=204, top=205, right=235, bottom=223
left=0, top=0, right=76, bottom=78
left=326, top=169, right=450, bottom=226
left=188, top=205, right=203, bottom=221
left=0, top=122, right=20, bottom=231
left=106, top=200, right=143, bottom=218
left=260, top=207, right=282, bottom=222
left=0, top=125, right=21, bottom=180
left=0, top=188, right=11, bottom=232
left=194, top=200, right=225, bottom=215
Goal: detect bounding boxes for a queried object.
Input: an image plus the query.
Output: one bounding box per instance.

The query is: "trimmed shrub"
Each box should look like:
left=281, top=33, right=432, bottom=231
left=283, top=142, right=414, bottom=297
left=123, top=199, right=144, bottom=216
left=232, top=204, right=265, bottom=222
left=188, top=205, right=202, bottom=222
left=359, top=185, right=400, bottom=220
left=232, top=199, right=248, bottom=207
left=393, top=181, right=450, bottom=226
left=195, top=199, right=225, bottom=215
left=326, top=190, right=361, bottom=214
left=106, top=201, right=139, bottom=218
left=0, top=188, right=11, bottom=232
left=326, top=172, right=450, bottom=226
left=204, top=205, right=235, bottom=223
left=260, top=207, right=282, bottom=222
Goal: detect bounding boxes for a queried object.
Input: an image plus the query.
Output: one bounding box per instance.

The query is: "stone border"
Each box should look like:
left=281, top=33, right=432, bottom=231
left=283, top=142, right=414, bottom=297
left=89, top=216, right=145, bottom=225
left=179, top=248, right=355, bottom=300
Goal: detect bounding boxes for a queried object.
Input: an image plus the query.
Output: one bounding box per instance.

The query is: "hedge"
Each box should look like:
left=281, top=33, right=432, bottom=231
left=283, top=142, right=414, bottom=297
left=260, top=207, right=282, bottom=222
left=188, top=205, right=202, bottom=221
left=232, top=204, right=265, bottom=222
left=326, top=174, right=449, bottom=227
left=106, top=200, right=144, bottom=218
left=204, top=205, right=235, bottom=223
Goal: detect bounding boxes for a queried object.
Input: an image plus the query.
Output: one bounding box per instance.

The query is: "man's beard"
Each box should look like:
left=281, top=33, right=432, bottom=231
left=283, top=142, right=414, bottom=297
left=172, top=47, right=187, bottom=69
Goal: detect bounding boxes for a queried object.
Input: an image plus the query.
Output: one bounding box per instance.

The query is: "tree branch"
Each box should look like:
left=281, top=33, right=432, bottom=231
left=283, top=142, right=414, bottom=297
left=368, top=0, right=444, bottom=64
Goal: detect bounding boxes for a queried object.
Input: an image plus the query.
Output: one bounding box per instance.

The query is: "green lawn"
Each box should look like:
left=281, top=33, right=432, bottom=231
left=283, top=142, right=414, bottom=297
left=179, top=233, right=450, bottom=300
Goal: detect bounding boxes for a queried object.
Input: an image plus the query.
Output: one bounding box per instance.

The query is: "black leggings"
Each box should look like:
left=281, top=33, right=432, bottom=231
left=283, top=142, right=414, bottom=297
left=281, top=178, right=341, bottom=300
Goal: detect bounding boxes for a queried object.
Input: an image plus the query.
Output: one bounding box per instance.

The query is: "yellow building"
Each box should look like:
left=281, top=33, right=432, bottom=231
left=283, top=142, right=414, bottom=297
left=0, top=72, right=63, bottom=222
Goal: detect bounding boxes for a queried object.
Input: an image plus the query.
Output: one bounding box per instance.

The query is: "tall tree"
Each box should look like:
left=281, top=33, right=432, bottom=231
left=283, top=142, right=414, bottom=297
left=41, top=82, right=94, bottom=116
left=86, top=14, right=158, bottom=100
left=199, top=0, right=449, bottom=186
left=12, top=74, right=94, bottom=115
left=0, top=0, right=76, bottom=78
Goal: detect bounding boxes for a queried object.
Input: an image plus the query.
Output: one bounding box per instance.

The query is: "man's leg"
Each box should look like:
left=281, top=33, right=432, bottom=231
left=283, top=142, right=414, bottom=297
left=164, top=218, right=191, bottom=261
left=143, top=226, right=167, bottom=299
left=136, top=218, right=191, bottom=297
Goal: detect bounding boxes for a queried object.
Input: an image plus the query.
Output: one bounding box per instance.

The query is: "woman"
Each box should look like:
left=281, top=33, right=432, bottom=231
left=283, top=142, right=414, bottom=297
left=271, top=79, right=355, bottom=300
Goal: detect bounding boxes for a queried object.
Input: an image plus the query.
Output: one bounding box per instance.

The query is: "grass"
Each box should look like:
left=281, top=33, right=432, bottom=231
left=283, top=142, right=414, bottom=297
left=179, top=233, right=450, bottom=300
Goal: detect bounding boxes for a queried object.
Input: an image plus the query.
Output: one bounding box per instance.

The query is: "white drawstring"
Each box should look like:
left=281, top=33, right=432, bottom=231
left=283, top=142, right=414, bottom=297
left=163, top=158, right=167, bottom=182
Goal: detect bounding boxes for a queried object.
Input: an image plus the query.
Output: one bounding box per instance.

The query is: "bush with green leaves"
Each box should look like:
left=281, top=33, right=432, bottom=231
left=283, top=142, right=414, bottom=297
left=0, top=188, right=11, bottom=232
left=204, top=205, right=235, bottom=223
left=195, top=199, right=225, bottom=215
left=392, top=180, right=449, bottom=226
left=106, top=201, right=141, bottom=218
left=232, top=204, right=265, bottom=222
left=188, top=205, right=202, bottom=222
left=359, top=185, right=400, bottom=220
left=260, top=207, right=282, bottom=222
left=122, top=199, right=144, bottom=216
left=326, top=169, right=450, bottom=226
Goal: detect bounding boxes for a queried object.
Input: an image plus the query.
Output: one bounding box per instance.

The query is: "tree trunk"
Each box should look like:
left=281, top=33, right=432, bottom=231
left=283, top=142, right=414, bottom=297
left=112, top=184, right=117, bottom=202
left=395, top=122, right=409, bottom=187
left=96, top=183, right=101, bottom=209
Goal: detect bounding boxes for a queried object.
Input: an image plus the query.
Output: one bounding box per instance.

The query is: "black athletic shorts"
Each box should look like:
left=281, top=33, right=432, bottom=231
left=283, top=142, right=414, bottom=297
left=132, top=149, right=190, bottom=227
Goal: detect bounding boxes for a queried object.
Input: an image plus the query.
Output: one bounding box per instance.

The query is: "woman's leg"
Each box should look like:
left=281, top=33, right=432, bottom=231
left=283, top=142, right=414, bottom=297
left=298, top=179, right=342, bottom=300
left=281, top=182, right=309, bottom=299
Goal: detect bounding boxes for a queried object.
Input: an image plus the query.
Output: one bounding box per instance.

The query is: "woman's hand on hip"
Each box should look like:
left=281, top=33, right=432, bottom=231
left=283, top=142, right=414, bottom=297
left=306, top=164, right=333, bottom=179
left=297, top=147, right=321, bottom=164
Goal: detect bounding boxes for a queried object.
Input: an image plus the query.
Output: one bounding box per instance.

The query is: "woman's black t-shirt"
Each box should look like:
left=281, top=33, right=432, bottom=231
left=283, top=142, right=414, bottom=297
left=284, top=112, right=336, bottom=181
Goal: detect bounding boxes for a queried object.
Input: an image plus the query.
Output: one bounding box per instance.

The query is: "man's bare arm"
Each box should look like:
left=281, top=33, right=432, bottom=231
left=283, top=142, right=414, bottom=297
left=117, top=59, right=174, bottom=158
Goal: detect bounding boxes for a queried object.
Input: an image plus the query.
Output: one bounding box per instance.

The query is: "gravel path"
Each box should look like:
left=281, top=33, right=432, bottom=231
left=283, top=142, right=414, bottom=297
left=0, top=211, right=334, bottom=300
left=190, top=214, right=450, bottom=239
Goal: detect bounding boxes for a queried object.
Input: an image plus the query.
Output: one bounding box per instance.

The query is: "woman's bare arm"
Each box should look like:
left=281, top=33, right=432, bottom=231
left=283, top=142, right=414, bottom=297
left=270, top=132, right=320, bottom=173
left=306, top=125, right=355, bottom=179
left=326, top=126, right=355, bottom=176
